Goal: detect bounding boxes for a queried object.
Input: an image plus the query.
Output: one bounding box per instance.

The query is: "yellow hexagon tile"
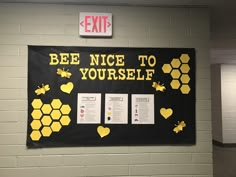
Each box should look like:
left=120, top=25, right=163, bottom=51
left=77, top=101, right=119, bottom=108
left=60, top=115, right=71, bottom=126
left=41, top=104, right=52, bottom=114
left=180, top=64, right=190, bottom=73
left=180, top=84, right=191, bottom=94
left=162, top=64, right=172, bottom=73
left=180, top=54, right=190, bottom=63
left=170, top=80, right=181, bottom=89
left=50, top=122, right=62, bottom=132
left=30, top=120, right=42, bottom=130
left=51, top=99, right=62, bottom=109
left=30, top=130, right=41, bottom=141
left=170, top=69, right=181, bottom=79
left=51, top=110, right=62, bottom=120
left=60, top=105, right=71, bottom=115
left=171, top=58, right=181, bottom=68
left=41, top=127, right=52, bottom=137
left=41, top=115, right=52, bottom=126
left=31, top=99, right=43, bottom=109
left=31, top=110, right=42, bottom=120
left=180, top=74, right=190, bottom=84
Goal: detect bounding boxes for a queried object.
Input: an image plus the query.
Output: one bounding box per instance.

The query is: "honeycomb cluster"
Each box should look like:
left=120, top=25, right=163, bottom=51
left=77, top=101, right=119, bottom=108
left=162, top=54, right=191, bottom=94
left=30, top=99, right=71, bottom=141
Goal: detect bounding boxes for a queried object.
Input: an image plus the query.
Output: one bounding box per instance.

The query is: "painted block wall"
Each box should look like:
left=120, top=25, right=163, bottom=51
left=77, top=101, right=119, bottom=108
left=0, top=3, right=212, bottom=177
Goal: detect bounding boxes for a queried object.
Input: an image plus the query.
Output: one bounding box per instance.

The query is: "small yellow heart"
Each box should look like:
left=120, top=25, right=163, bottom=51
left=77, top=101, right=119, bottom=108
left=60, top=82, right=74, bottom=94
left=97, top=126, right=110, bottom=138
left=160, top=108, right=173, bottom=119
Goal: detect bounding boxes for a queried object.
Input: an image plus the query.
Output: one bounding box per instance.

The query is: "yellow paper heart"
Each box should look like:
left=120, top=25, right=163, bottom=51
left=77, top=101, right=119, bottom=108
left=60, top=82, right=74, bottom=94
left=160, top=108, right=173, bottom=119
left=97, top=126, right=110, bottom=138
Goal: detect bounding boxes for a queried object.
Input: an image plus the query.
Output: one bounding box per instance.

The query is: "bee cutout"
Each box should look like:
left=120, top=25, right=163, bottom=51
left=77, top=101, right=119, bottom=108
left=35, top=84, right=50, bottom=95
left=173, top=121, right=186, bottom=133
left=152, top=81, right=166, bottom=92
left=57, top=68, right=72, bottom=78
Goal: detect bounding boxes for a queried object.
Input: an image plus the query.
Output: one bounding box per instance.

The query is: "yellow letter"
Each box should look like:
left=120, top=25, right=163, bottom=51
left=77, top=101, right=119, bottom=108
left=49, top=53, right=59, bottom=65
left=90, top=54, right=99, bottom=66
left=118, top=68, right=126, bottom=80
left=70, top=53, right=80, bottom=65
left=97, top=69, right=106, bottom=80
left=148, top=55, right=156, bottom=67
left=88, top=68, right=97, bottom=80
left=136, top=69, right=145, bottom=80
left=80, top=68, right=89, bottom=80
left=60, top=53, right=69, bottom=65
left=107, top=69, right=118, bottom=80
left=126, top=69, right=135, bottom=80
left=145, top=69, right=155, bottom=80
left=138, top=55, right=147, bottom=67
left=107, top=55, right=115, bottom=66
left=116, top=55, right=125, bottom=66
left=100, top=54, right=107, bottom=66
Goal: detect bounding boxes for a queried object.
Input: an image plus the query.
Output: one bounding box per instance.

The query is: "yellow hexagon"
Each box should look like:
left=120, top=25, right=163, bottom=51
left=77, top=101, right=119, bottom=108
left=180, top=74, right=190, bottom=84
left=41, top=104, right=52, bottom=114
left=30, top=120, right=42, bottom=130
left=51, top=110, right=62, bottom=120
left=171, top=58, right=181, bottom=68
left=51, top=99, right=62, bottom=109
left=41, top=115, right=52, bottom=126
left=31, top=99, right=43, bottom=109
left=162, top=64, right=172, bottom=73
left=31, top=110, right=42, bottom=120
left=60, top=115, right=71, bottom=126
left=60, top=105, right=71, bottom=115
left=180, top=54, right=190, bottom=63
left=41, top=127, right=52, bottom=137
left=50, top=122, right=62, bottom=132
left=170, top=69, right=181, bottom=79
left=30, top=130, right=41, bottom=141
left=170, top=80, right=181, bottom=89
left=180, top=64, right=190, bottom=73
left=180, top=84, right=191, bottom=94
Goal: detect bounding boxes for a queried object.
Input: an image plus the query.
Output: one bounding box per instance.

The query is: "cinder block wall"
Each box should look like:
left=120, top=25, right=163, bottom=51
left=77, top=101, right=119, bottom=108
left=0, top=3, right=212, bottom=177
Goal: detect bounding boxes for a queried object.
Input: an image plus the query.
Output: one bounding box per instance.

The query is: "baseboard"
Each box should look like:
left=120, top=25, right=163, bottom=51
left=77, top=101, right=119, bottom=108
left=213, top=140, right=236, bottom=147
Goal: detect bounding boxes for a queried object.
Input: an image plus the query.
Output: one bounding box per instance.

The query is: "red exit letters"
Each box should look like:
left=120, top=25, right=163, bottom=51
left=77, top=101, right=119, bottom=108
left=80, top=13, right=112, bottom=37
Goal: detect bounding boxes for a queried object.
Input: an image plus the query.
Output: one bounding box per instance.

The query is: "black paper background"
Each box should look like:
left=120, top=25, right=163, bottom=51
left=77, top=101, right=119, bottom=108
left=27, top=46, right=195, bottom=147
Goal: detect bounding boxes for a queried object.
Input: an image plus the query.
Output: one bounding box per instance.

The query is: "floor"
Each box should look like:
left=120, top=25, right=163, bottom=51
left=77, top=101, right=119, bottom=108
left=213, top=145, right=236, bottom=177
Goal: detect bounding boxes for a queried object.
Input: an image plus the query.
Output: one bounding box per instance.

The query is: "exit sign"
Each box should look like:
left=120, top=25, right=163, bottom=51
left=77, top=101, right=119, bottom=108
left=79, top=12, right=112, bottom=37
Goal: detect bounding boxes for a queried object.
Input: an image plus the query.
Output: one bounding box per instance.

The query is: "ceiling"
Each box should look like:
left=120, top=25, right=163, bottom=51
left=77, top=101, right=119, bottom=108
left=1, top=0, right=236, bottom=63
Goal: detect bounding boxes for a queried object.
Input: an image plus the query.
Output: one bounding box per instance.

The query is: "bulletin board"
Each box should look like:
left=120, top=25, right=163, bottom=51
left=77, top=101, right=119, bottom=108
left=27, top=46, right=195, bottom=147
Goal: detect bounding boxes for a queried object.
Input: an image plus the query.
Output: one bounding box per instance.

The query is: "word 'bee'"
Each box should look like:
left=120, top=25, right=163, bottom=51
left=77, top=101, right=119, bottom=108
left=57, top=68, right=72, bottom=78
left=35, top=84, right=50, bottom=95
left=173, top=121, right=186, bottom=133
left=152, top=81, right=166, bottom=92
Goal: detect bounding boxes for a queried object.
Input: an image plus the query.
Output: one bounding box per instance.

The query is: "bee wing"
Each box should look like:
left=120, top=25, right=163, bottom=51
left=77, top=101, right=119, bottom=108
left=180, top=121, right=186, bottom=128
left=173, top=127, right=179, bottom=133
left=35, top=88, right=42, bottom=95
left=44, top=84, right=50, bottom=91
left=35, top=88, right=45, bottom=95
left=57, top=68, right=62, bottom=75
left=152, top=82, right=156, bottom=88
left=66, top=71, right=72, bottom=78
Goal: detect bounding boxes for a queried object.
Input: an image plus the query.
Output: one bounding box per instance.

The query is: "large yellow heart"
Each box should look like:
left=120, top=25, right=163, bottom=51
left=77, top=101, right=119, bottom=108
left=160, top=108, right=173, bottom=119
left=60, top=82, right=74, bottom=94
left=97, top=126, right=110, bottom=138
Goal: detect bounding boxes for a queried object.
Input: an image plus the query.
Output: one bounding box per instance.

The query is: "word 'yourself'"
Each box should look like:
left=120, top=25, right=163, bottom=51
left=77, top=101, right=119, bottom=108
left=49, top=53, right=157, bottom=80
